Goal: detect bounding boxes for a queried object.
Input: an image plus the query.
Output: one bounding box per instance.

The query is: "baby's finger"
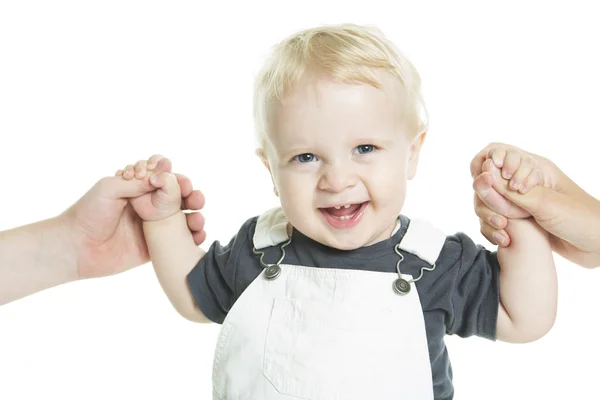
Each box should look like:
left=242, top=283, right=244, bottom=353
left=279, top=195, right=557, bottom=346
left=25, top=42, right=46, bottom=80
left=146, top=154, right=165, bottom=171
left=115, top=169, right=124, bottom=176
left=134, top=160, right=148, bottom=179
left=486, top=147, right=507, bottom=168
left=508, top=155, right=534, bottom=191
left=153, top=157, right=173, bottom=174
left=501, top=149, right=522, bottom=180
left=150, top=171, right=180, bottom=198
left=123, top=164, right=135, bottom=180
left=520, top=168, right=543, bottom=194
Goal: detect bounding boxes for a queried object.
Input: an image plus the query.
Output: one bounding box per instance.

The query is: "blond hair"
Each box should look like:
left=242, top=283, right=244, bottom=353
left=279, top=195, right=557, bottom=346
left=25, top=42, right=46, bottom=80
left=253, top=23, right=429, bottom=150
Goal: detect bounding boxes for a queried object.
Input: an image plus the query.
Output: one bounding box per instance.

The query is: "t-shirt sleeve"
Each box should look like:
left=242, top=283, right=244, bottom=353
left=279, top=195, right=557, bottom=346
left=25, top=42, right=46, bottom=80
left=441, top=232, right=501, bottom=340
left=186, top=217, right=258, bottom=324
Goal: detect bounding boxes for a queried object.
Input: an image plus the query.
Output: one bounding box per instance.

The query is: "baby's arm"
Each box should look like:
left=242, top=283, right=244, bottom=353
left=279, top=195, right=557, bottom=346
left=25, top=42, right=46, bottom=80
left=470, top=146, right=558, bottom=342
left=117, top=159, right=209, bottom=323
left=144, top=212, right=208, bottom=322
left=495, top=202, right=557, bottom=343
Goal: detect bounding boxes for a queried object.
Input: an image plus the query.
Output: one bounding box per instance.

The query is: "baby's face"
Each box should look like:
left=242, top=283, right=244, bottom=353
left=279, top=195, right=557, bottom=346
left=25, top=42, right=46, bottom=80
left=263, top=73, right=424, bottom=250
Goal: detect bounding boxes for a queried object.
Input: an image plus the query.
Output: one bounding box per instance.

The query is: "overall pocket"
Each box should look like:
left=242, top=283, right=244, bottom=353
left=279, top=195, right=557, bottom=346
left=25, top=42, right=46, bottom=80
left=262, top=297, right=397, bottom=400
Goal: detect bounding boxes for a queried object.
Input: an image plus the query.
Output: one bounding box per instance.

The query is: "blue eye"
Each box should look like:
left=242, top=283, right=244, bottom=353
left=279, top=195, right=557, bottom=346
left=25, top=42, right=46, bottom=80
left=355, top=145, right=375, bottom=154
left=294, top=153, right=317, bottom=163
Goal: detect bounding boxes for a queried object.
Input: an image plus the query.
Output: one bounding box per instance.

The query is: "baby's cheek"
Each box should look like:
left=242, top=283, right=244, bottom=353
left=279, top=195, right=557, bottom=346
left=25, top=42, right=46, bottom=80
left=368, top=175, right=406, bottom=208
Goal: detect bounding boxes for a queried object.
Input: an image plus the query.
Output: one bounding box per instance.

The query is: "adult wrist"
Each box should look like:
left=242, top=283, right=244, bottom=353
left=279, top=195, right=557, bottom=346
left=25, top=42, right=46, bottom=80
left=51, top=213, right=80, bottom=282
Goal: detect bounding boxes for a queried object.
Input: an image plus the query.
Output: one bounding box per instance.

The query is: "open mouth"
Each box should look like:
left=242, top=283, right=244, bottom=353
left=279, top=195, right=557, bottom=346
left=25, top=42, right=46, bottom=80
left=319, top=201, right=369, bottom=229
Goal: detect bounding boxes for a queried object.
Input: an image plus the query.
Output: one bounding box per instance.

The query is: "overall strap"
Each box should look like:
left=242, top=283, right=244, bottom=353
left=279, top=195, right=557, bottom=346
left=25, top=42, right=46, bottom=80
left=398, top=219, right=447, bottom=265
left=253, top=207, right=291, bottom=250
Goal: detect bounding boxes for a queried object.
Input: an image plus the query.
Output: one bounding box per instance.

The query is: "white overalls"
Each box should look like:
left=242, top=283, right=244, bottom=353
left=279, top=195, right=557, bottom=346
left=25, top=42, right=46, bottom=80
left=212, top=207, right=447, bottom=400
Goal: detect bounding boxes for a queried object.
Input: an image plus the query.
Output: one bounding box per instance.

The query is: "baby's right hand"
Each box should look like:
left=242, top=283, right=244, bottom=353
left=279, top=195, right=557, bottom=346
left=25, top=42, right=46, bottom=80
left=116, top=155, right=182, bottom=222
left=484, top=146, right=549, bottom=194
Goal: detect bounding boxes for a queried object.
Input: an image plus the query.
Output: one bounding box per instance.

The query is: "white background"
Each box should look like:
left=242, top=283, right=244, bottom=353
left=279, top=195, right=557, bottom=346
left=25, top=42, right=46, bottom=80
left=1, top=1, right=599, bottom=399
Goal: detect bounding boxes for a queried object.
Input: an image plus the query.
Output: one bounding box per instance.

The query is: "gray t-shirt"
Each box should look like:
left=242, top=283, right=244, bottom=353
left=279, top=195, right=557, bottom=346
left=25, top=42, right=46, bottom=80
left=187, top=214, right=500, bottom=400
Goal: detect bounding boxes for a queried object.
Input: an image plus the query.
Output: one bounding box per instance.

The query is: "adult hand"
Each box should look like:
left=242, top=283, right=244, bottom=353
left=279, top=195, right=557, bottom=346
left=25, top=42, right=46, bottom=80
left=63, top=155, right=206, bottom=279
left=471, top=143, right=600, bottom=268
left=0, top=155, right=207, bottom=305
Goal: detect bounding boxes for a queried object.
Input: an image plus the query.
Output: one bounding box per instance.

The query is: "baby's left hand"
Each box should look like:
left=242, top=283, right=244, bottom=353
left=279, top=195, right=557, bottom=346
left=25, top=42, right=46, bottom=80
left=116, top=154, right=182, bottom=222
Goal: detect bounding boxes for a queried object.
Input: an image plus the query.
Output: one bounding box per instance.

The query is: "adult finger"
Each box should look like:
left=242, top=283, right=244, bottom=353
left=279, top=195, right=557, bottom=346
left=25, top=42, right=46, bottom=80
left=474, top=193, right=508, bottom=230
left=96, top=175, right=155, bottom=200
left=473, top=169, right=514, bottom=216
left=479, top=217, right=511, bottom=247
left=186, top=211, right=205, bottom=233
left=175, top=173, right=193, bottom=198
left=491, top=176, right=600, bottom=254
left=470, top=147, right=489, bottom=178
left=473, top=191, right=511, bottom=247
left=192, top=230, right=207, bottom=246
left=476, top=160, right=531, bottom=218
left=183, top=190, right=206, bottom=211
left=174, top=171, right=205, bottom=211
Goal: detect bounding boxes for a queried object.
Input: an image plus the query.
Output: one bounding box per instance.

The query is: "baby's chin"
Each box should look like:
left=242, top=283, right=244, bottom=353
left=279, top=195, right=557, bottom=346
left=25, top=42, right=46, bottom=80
left=313, top=231, right=375, bottom=251
left=319, top=224, right=399, bottom=250
left=287, top=219, right=387, bottom=251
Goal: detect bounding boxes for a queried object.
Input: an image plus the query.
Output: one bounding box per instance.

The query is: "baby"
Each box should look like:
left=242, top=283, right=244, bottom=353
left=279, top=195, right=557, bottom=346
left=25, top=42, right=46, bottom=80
left=117, top=24, right=557, bottom=400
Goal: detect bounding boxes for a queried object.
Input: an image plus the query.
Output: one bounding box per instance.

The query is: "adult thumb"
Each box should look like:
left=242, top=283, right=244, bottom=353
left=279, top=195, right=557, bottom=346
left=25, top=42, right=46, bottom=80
left=498, top=178, right=600, bottom=257
left=491, top=174, right=579, bottom=229
left=96, top=175, right=155, bottom=201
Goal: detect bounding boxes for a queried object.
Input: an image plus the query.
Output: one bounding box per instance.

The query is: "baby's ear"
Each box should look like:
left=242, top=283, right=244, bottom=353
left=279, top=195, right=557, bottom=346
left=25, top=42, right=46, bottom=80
left=256, top=147, right=279, bottom=196
left=407, top=131, right=427, bottom=180
left=255, top=147, right=266, bottom=160
left=255, top=148, right=270, bottom=171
